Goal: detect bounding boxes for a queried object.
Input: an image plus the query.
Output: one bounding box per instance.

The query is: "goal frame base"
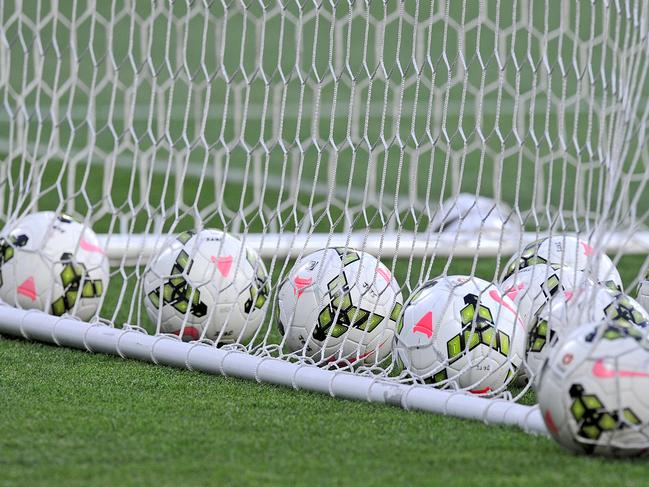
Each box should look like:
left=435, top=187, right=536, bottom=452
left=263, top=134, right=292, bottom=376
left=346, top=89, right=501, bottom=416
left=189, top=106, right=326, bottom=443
left=0, top=302, right=547, bottom=435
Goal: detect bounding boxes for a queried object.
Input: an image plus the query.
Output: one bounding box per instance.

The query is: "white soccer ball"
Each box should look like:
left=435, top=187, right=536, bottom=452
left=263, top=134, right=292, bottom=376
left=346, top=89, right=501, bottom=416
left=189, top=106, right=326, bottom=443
left=276, top=248, right=402, bottom=366
left=430, top=194, right=522, bottom=239
left=143, top=229, right=270, bottom=344
left=0, top=211, right=109, bottom=320
left=500, top=264, right=593, bottom=331
left=502, top=235, right=622, bottom=291
left=394, top=275, right=526, bottom=393
left=527, top=286, right=649, bottom=379
left=537, top=321, right=649, bottom=457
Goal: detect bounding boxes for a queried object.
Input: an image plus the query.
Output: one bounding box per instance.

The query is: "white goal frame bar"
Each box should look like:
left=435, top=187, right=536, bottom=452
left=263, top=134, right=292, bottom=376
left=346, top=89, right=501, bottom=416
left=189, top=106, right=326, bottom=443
left=101, top=231, right=649, bottom=265
left=0, top=303, right=547, bottom=436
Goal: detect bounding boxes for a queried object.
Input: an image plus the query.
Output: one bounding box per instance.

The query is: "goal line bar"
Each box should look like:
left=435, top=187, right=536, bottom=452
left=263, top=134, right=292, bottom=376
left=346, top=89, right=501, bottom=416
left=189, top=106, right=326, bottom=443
left=99, top=231, right=649, bottom=266
left=0, top=303, right=548, bottom=436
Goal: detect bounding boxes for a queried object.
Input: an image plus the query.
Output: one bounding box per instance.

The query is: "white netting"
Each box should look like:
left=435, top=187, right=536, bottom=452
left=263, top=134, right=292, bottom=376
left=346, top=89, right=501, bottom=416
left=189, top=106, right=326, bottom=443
left=2, top=0, right=649, bottom=433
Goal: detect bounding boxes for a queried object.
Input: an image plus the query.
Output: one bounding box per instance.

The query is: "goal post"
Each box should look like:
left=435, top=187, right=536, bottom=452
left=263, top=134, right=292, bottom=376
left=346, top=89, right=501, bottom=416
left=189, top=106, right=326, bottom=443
left=2, top=0, right=649, bottom=436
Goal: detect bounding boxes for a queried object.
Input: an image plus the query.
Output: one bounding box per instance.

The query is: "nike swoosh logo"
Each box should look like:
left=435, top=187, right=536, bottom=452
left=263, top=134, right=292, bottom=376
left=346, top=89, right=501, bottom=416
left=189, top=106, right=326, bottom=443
left=592, top=359, right=649, bottom=379
left=377, top=265, right=392, bottom=283
left=293, top=276, right=313, bottom=298
left=580, top=241, right=594, bottom=256
left=504, top=282, right=525, bottom=301
left=488, top=290, right=525, bottom=329
left=79, top=238, right=106, bottom=255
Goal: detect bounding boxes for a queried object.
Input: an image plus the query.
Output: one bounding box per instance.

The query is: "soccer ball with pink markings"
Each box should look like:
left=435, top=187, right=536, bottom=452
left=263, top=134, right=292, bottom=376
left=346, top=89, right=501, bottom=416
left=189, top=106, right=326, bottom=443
left=276, top=248, right=403, bottom=366
left=394, top=275, right=526, bottom=393
left=526, top=285, right=649, bottom=379
left=0, top=211, right=109, bottom=321
left=537, top=321, right=649, bottom=457
left=502, top=235, right=622, bottom=291
left=143, top=229, right=270, bottom=345
left=500, top=264, right=593, bottom=331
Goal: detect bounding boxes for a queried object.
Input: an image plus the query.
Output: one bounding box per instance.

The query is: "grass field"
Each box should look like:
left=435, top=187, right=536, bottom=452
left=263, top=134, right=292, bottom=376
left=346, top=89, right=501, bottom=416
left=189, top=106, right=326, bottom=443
left=3, top=333, right=649, bottom=487
left=3, top=1, right=649, bottom=485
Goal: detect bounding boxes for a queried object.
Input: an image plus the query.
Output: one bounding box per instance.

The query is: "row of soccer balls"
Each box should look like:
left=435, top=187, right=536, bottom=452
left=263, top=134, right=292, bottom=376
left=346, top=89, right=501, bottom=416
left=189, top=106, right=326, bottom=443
left=3, top=212, right=649, bottom=455
left=2, top=213, right=647, bottom=374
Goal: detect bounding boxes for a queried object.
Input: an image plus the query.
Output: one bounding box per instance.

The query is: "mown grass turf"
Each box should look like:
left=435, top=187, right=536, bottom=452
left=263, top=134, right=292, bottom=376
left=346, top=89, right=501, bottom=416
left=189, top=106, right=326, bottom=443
left=2, top=336, right=649, bottom=487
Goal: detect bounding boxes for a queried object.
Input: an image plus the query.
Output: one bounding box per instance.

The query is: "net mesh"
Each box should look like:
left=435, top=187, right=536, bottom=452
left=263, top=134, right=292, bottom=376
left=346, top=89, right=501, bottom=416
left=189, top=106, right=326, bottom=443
left=2, top=0, right=649, bottom=404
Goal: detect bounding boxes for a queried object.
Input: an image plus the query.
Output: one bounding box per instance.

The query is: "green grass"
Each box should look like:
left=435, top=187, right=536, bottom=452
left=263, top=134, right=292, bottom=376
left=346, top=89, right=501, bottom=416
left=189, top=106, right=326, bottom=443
left=3, top=336, right=649, bottom=487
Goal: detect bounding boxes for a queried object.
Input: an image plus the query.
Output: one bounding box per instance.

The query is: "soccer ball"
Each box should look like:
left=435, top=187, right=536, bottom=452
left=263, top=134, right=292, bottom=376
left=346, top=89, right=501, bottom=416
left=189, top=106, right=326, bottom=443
left=394, top=275, right=526, bottom=393
left=276, top=248, right=402, bottom=366
left=537, top=321, right=649, bottom=457
left=430, top=194, right=522, bottom=239
left=527, top=286, right=649, bottom=379
left=0, top=211, right=109, bottom=320
left=500, top=264, right=593, bottom=331
left=502, top=235, right=622, bottom=291
left=143, top=229, right=270, bottom=344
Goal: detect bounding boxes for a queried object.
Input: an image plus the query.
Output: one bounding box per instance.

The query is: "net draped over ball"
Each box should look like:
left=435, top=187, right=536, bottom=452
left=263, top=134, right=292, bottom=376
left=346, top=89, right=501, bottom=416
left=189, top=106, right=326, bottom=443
left=537, top=321, right=649, bottom=457
left=143, top=229, right=270, bottom=344
left=527, top=286, right=649, bottom=379
left=0, top=211, right=109, bottom=321
left=502, top=235, right=623, bottom=291
left=500, top=263, right=593, bottom=331
left=277, top=248, right=403, bottom=366
left=394, top=275, right=526, bottom=393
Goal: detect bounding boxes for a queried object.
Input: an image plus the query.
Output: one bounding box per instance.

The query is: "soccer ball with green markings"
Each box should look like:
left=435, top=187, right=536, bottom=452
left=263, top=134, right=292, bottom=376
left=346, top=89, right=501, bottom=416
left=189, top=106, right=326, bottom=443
left=537, top=321, right=649, bottom=457
left=394, top=275, right=526, bottom=393
left=143, top=229, right=270, bottom=344
left=0, top=211, right=109, bottom=321
left=500, top=263, right=593, bottom=331
left=502, top=235, right=623, bottom=291
left=276, top=248, right=403, bottom=366
left=527, top=285, right=649, bottom=379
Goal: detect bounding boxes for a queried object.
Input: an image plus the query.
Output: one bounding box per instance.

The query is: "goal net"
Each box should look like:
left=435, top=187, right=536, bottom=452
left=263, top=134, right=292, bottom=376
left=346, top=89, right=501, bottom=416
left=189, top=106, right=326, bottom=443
left=2, top=0, right=649, bottom=435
